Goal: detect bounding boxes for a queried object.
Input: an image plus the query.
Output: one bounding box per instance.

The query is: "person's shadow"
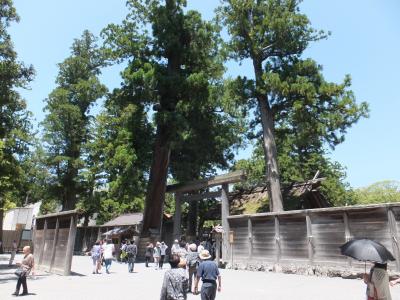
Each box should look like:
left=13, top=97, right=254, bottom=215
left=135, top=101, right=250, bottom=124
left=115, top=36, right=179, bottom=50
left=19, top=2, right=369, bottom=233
left=17, top=292, right=37, bottom=297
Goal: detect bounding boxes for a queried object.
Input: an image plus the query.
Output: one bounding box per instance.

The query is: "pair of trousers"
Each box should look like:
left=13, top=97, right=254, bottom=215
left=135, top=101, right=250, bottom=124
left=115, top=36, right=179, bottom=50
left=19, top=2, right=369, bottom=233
left=159, top=255, right=165, bottom=269
left=104, top=259, right=112, bottom=273
left=15, top=275, right=28, bottom=294
left=201, top=283, right=217, bottom=300
left=145, top=256, right=151, bottom=267
left=188, top=266, right=197, bottom=291
left=127, top=257, right=135, bottom=272
left=9, top=251, right=16, bottom=265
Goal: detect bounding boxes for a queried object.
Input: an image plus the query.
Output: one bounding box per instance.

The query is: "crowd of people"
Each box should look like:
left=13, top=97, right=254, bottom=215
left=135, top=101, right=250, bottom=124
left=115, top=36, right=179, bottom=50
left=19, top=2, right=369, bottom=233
left=88, top=237, right=222, bottom=300
left=5, top=237, right=400, bottom=299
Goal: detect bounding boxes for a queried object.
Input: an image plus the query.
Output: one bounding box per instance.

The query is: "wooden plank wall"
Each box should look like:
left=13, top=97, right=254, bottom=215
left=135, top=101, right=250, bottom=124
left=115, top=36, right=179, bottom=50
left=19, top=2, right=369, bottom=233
left=227, top=204, right=400, bottom=272
left=33, top=214, right=78, bottom=275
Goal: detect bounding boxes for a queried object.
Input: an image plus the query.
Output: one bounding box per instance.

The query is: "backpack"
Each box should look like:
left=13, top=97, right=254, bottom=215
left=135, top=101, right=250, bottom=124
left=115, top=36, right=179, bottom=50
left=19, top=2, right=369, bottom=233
left=126, top=245, right=137, bottom=257
left=187, top=252, right=199, bottom=267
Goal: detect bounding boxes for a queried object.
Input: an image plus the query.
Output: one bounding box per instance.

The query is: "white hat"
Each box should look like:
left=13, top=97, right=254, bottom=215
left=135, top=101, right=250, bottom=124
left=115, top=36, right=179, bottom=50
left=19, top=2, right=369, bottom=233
left=189, top=243, right=197, bottom=251
left=199, top=249, right=212, bottom=260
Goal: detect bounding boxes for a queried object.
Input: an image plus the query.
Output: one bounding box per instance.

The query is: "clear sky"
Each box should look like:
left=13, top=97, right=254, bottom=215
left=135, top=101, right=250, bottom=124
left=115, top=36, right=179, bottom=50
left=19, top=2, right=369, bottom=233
left=9, top=0, right=400, bottom=188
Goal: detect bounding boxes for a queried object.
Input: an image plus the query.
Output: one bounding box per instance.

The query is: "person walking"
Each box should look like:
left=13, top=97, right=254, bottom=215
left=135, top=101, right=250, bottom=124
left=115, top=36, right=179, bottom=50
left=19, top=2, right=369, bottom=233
left=103, top=240, right=115, bottom=274
left=171, top=239, right=180, bottom=254
left=12, top=246, right=34, bottom=297
left=186, top=243, right=199, bottom=293
left=364, top=262, right=392, bottom=300
left=126, top=240, right=137, bottom=273
left=154, top=242, right=162, bottom=269
left=9, top=240, right=18, bottom=266
left=194, top=250, right=221, bottom=300
left=159, top=241, right=168, bottom=269
left=120, top=240, right=128, bottom=263
left=145, top=242, right=154, bottom=267
left=160, top=254, right=189, bottom=300
left=197, top=241, right=205, bottom=253
left=91, top=241, right=102, bottom=274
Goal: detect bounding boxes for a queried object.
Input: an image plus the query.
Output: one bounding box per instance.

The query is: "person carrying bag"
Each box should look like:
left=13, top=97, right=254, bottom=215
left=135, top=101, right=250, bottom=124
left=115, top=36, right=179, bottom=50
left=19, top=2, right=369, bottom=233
left=12, top=246, right=34, bottom=297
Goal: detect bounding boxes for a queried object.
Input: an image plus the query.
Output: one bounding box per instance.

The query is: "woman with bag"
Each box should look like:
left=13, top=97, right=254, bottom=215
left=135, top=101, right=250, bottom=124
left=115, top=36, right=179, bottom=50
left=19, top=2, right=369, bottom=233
left=91, top=241, right=102, bottom=274
left=12, top=246, right=34, bottom=297
left=364, top=262, right=392, bottom=300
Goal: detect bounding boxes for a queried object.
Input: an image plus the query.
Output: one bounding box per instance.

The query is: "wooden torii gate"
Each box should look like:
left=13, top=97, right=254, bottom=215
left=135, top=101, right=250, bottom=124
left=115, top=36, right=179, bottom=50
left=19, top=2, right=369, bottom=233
left=166, top=170, right=246, bottom=262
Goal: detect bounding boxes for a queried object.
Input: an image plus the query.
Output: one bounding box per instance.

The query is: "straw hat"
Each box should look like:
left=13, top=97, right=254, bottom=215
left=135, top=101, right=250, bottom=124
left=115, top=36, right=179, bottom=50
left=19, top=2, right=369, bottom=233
left=199, top=249, right=212, bottom=260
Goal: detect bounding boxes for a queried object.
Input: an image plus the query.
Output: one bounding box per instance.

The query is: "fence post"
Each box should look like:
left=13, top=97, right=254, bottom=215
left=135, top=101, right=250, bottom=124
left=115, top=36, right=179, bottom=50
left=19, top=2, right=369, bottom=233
left=387, top=208, right=400, bottom=271
left=248, top=217, right=253, bottom=260
left=49, top=217, right=59, bottom=272
left=64, top=215, right=77, bottom=275
left=221, top=183, right=230, bottom=262
left=343, top=212, right=352, bottom=267
left=38, top=218, right=48, bottom=266
left=274, top=216, right=281, bottom=263
left=173, top=192, right=182, bottom=240
left=306, top=213, right=314, bottom=264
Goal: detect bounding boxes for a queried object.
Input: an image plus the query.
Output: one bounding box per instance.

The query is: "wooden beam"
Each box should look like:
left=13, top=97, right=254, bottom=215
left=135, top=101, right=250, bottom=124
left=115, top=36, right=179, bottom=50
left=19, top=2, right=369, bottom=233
left=173, top=192, right=182, bottom=240
left=181, top=190, right=222, bottom=202
left=248, top=217, right=253, bottom=260
left=64, top=215, right=77, bottom=276
left=35, top=209, right=79, bottom=219
left=227, top=202, right=400, bottom=219
left=166, top=170, right=246, bottom=194
left=275, top=216, right=281, bottom=263
left=343, top=212, right=352, bottom=267
left=221, top=184, right=230, bottom=262
left=49, top=217, right=59, bottom=272
left=38, top=218, right=47, bottom=266
left=306, top=213, right=314, bottom=264
left=388, top=208, right=400, bottom=271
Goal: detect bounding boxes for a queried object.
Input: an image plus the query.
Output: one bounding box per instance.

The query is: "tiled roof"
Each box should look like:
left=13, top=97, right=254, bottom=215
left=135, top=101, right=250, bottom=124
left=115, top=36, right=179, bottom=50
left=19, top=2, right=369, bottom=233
left=102, top=213, right=143, bottom=227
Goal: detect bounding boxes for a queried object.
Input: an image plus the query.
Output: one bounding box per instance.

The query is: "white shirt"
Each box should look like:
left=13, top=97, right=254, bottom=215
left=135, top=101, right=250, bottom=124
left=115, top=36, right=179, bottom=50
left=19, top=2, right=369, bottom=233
left=198, top=245, right=204, bottom=253
left=160, top=244, right=168, bottom=255
left=103, top=244, right=115, bottom=259
left=171, top=243, right=180, bottom=254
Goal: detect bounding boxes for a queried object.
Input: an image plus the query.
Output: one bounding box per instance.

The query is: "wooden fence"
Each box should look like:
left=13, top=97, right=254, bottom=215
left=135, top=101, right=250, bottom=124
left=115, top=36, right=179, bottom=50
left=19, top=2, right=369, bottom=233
left=33, top=210, right=78, bottom=275
left=227, top=203, right=400, bottom=273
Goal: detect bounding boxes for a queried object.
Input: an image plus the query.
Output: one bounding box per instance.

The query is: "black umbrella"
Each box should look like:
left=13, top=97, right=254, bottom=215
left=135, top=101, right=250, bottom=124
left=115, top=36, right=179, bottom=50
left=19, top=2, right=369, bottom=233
left=340, top=238, right=395, bottom=272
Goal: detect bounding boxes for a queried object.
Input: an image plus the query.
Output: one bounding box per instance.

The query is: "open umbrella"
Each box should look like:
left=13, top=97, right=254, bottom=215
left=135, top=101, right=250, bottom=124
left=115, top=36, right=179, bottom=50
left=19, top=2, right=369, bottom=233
left=340, top=238, right=395, bottom=272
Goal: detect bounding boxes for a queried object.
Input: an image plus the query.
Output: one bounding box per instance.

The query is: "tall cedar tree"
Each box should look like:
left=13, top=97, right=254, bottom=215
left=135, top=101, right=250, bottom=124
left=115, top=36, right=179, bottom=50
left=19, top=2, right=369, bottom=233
left=42, top=31, right=107, bottom=210
left=219, top=0, right=368, bottom=211
left=102, top=0, right=241, bottom=235
left=0, top=0, right=34, bottom=251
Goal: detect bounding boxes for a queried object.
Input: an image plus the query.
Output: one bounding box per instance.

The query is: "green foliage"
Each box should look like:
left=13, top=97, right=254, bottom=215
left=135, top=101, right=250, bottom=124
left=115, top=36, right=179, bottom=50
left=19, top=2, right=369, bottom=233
left=42, top=30, right=107, bottom=210
left=0, top=0, right=35, bottom=210
left=101, top=0, right=246, bottom=230
left=353, top=181, right=400, bottom=204
left=220, top=0, right=368, bottom=208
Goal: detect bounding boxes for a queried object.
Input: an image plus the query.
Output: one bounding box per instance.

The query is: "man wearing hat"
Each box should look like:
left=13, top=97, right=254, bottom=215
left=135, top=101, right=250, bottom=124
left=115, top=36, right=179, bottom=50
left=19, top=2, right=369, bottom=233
left=194, top=250, right=221, bottom=300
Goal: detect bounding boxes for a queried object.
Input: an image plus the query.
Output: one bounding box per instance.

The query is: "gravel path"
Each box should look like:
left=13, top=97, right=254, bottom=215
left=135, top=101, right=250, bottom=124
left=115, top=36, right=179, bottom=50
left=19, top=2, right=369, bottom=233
left=1, top=254, right=400, bottom=300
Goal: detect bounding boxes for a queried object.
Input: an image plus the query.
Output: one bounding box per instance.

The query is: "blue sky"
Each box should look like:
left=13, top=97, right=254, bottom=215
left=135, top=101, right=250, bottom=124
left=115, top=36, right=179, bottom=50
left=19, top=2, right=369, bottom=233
left=9, top=0, right=400, bottom=188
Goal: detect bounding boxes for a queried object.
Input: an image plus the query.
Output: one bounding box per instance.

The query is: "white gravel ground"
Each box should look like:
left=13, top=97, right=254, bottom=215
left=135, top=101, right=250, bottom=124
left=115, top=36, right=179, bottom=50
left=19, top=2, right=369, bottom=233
left=1, top=254, right=400, bottom=300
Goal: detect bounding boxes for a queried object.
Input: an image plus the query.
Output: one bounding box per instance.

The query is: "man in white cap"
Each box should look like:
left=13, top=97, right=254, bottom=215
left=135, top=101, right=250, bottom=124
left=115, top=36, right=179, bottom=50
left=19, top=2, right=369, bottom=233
left=171, top=239, right=180, bottom=254
left=194, top=250, right=221, bottom=300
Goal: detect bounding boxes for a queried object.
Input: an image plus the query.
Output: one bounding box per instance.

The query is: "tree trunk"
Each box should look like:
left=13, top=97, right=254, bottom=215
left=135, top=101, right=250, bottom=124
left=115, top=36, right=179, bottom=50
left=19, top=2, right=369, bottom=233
left=141, top=126, right=171, bottom=236
left=141, top=0, right=183, bottom=236
left=186, top=200, right=198, bottom=238
left=253, top=59, right=284, bottom=212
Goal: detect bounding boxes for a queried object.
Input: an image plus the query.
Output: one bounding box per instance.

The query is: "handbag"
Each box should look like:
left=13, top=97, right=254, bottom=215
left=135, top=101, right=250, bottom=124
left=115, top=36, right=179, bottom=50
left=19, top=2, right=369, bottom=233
left=14, top=267, right=27, bottom=278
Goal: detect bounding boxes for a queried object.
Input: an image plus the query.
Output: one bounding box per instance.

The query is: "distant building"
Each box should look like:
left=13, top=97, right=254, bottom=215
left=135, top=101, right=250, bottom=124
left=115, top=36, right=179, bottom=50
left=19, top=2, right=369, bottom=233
left=3, top=202, right=41, bottom=231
